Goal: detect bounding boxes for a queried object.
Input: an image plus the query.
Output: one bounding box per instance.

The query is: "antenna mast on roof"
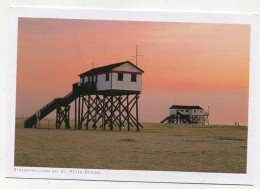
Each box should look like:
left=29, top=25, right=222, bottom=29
left=131, top=44, right=144, bottom=66
left=92, top=56, right=95, bottom=68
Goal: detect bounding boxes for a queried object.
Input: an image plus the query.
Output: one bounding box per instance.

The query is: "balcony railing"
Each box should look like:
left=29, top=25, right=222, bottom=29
left=203, top=111, right=209, bottom=116
left=73, top=82, right=97, bottom=93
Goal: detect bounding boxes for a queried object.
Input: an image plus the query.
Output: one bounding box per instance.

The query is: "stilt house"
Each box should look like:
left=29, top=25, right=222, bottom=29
left=75, top=61, right=144, bottom=94
left=25, top=60, right=144, bottom=132
left=169, top=105, right=206, bottom=116
left=161, top=105, right=209, bottom=125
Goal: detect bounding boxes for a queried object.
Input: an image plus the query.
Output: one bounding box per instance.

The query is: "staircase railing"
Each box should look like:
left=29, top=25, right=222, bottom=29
left=24, top=90, right=78, bottom=128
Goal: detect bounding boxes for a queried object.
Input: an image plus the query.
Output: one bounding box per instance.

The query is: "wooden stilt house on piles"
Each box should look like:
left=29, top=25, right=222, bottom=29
left=161, top=105, right=209, bottom=125
left=24, top=61, right=144, bottom=131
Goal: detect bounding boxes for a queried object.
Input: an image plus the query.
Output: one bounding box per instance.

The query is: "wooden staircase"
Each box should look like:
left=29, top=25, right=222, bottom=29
left=160, top=111, right=191, bottom=124
left=24, top=92, right=77, bottom=128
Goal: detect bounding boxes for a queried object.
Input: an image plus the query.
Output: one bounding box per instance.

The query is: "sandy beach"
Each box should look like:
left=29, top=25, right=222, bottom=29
left=15, top=120, right=247, bottom=173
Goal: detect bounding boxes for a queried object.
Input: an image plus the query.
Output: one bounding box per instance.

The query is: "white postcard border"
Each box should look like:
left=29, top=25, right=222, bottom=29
left=6, top=7, right=259, bottom=185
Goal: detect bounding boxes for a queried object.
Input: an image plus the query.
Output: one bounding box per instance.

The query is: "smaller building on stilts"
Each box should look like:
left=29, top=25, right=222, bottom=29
left=161, top=105, right=209, bottom=125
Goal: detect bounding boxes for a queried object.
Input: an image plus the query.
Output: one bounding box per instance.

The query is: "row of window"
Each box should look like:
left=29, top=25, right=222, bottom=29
left=179, top=110, right=203, bottom=113
left=81, top=73, right=136, bottom=82
left=82, top=73, right=137, bottom=83
left=81, top=75, right=97, bottom=83
left=194, top=110, right=203, bottom=113
left=106, top=73, right=137, bottom=82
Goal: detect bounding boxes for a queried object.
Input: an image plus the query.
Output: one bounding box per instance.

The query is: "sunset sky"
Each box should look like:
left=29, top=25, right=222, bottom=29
left=16, top=18, right=250, bottom=125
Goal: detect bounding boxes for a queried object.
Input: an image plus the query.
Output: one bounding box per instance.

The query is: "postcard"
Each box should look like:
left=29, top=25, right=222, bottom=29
left=6, top=7, right=259, bottom=185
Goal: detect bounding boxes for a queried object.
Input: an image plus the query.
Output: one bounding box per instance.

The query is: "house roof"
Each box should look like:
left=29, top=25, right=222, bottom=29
left=79, top=61, right=144, bottom=77
left=169, top=105, right=204, bottom=110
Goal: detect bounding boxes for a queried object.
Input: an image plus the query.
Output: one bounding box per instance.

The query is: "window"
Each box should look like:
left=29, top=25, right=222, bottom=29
left=194, top=110, right=197, bottom=113
left=200, top=110, right=202, bottom=113
left=118, top=73, right=123, bottom=81
left=131, top=74, right=137, bottom=82
left=106, top=73, right=109, bottom=81
left=88, top=76, right=90, bottom=82
left=91, top=75, right=94, bottom=82
left=181, top=110, right=183, bottom=112
left=186, top=110, right=188, bottom=112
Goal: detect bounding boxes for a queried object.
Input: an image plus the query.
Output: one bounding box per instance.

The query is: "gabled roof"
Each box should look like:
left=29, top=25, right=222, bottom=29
left=79, top=61, right=144, bottom=77
left=169, top=105, right=204, bottom=110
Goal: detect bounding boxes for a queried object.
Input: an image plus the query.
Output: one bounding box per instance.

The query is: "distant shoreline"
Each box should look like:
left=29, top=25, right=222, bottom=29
left=15, top=117, right=248, bottom=128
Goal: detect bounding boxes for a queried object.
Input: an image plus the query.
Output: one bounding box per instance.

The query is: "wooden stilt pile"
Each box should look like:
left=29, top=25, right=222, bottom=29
left=56, top=105, right=71, bottom=129
left=74, top=94, right=142, bottom=131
